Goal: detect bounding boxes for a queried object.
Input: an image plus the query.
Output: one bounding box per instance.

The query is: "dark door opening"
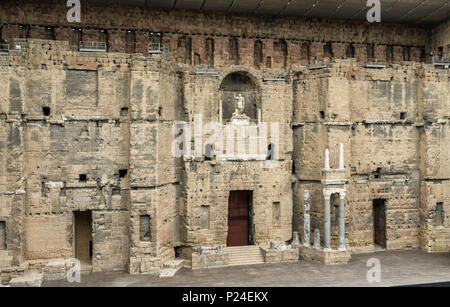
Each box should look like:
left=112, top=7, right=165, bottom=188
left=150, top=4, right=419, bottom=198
left=373, top=199, right=387, bottom=248
left=227, top=191, right=252, bottom=247
left=74, top=211, right=93, bottom=262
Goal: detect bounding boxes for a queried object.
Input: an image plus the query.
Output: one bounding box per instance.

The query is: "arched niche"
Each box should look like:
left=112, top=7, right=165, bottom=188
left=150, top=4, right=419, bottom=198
left=219, top=71, right=261, bottom=123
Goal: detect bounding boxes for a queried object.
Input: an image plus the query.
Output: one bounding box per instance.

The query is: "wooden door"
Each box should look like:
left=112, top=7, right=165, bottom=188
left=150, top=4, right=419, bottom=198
left=227, top=191, right=250, bottom=247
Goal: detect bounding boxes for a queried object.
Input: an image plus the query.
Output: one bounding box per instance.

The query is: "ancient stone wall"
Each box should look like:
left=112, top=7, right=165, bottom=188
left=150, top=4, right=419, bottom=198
left=292, top=60, right=449, bottom=252
left=0, top=0, right=436, bottom=71
left=128, top=58, right=182, bottom=274
left=0, top=39, right=133, bottom=272
left=0, top=0, right=448, bottom=278
left=418, top=66, right=450, bottom=252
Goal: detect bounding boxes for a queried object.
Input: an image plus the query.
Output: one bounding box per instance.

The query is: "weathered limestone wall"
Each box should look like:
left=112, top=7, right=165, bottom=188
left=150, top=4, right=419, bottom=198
left=178, top=68, right=293, bottom=248
left=0, top=0, right=435, bottom=71
left=0, top=39, right=132, bottom=272
left=128, top=58, right=182, bottom=274
left=419, top=66, right=450, bottom=252
left=0, top=0, right=448, bottom=278
left=293, top=60, right=449, bottom=252
left=182, top=161, right=293, bottom=247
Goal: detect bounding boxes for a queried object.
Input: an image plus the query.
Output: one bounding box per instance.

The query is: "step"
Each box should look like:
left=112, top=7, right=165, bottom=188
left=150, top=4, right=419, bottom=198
left=228, top=251, right=261, bottom=256
left=228, top=261, right=265, bottom=267
left=159, top=258, right=185, bottom=278
left=183, top=260, right=192, bottom=269
left=158, top=268, right=178, bottom=278
left=80, top=260, right=93, bottom=274
left=163, top=258, right=185, bottom=270
left=226, top=246, right=261, bottom=250
left=224, top=246, right=265, bottom=266
left=230, top=257, right=264, bottom=262
left=230, top=256, right=264, bottom=261
left=229, top=253, right=263, bottom=257
left=229, top=249, right=262, bottom=252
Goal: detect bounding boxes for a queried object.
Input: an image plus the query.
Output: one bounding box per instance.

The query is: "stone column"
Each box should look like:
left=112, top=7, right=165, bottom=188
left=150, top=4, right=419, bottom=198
left=323, top=190, right=331, bottom=250
left=303, top=190, right=310, bottom=246
left=313, top=229, right=321, bottom=248
left=338, top=191, right=346, bottom=251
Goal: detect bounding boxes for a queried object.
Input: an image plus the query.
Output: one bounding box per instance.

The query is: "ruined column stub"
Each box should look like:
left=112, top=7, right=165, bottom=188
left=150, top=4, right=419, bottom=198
left=313, top=229, right=321, bottom=248
left=303, top=190, right=311, bottom=246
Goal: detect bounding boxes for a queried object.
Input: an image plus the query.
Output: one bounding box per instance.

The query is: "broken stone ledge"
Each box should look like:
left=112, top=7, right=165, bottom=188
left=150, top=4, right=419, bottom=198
left=260, top=246, right=299, bottom=263
left=191, top=252, right=230, bottom=269
left=299, top=245, right=351, bottom=265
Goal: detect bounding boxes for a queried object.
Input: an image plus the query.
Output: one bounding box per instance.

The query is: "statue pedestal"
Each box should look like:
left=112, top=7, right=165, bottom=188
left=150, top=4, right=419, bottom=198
left=230, top=113, right=250, bottom=125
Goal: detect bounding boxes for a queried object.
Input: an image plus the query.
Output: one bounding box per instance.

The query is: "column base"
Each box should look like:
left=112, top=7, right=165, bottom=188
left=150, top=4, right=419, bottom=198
left=299, top=246, right=351, bottom=265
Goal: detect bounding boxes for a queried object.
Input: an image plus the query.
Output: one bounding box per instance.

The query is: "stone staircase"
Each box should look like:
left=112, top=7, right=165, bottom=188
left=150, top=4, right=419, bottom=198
left=225, top=246, right=265, bottom=266
left=158, top=258, right=185, bottom=278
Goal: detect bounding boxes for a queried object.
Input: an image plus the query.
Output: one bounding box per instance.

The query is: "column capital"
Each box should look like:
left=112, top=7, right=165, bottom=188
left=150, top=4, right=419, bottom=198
left=323, top=189, right=332, bottom=199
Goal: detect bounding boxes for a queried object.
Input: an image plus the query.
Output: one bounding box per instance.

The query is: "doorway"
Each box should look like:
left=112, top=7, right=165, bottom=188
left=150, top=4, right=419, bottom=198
left=227, top=191, right=253, bottom=247
left=373, top=199, right=387, bottom=248
left=74, top=211, right=93, bottom=263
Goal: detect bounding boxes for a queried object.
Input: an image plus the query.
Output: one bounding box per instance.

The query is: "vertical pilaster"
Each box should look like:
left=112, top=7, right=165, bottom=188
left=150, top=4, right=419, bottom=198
left=339, top=143, right=344, bottom=169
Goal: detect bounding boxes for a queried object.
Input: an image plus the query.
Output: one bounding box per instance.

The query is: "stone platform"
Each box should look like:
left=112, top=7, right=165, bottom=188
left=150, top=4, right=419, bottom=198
left=299, top=246, right=351, bottom=264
